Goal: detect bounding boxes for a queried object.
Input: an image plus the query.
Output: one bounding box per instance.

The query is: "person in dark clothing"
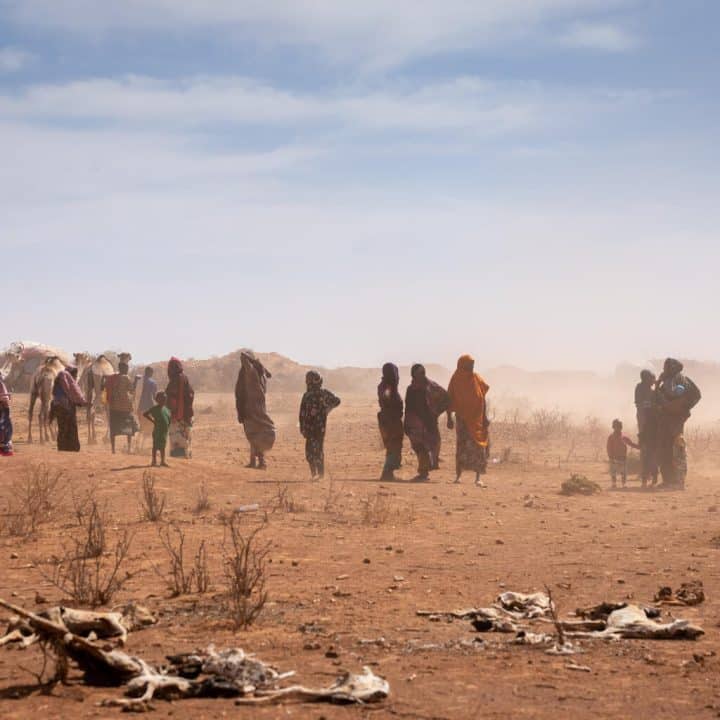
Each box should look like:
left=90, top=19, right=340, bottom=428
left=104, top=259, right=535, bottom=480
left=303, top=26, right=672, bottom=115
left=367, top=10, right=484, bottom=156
left=655, top=358, right=701, bottom=488
left=403, top=364, right=450, bottom=482
left=377, top=363, right=404, bottom=481
left=50, top=366, right=86, bottom=452
left=635, top=370, right=658, bottom=487
left=299, top=371, right=340, bottom=479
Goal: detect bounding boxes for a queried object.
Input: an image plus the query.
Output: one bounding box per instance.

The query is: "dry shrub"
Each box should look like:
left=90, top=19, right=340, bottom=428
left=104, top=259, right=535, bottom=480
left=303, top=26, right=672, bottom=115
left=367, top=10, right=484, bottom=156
left=139, top=471, right=166, bottom=522
left=531, top=408, right=570, bottom=440
left=41, top=529, right=135, bottom=607
left=193, top=481, right=211, bottom=515
left=72, top=485, right=107, bottom=558
left=361, top=490, right=415, bottom=526
left=272, top=483, right=304, bottom=514
left=153, top=523, right=210, bottom=597
left=322, top=480, right=345, bottom=516
left=222, top=514, right=270, bottom=629
left=1, top=463, right=63, bottom=538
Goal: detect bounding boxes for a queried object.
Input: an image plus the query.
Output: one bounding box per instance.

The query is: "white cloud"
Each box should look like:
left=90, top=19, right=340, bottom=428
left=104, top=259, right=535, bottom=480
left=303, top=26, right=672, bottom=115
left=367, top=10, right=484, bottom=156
left=3, top=0, right=634, bottom=67
left=0, top=46, right=32, bottom=72
left=0, top=73, right=651, bottom=141
left=560, top=22, right=638, bottom=51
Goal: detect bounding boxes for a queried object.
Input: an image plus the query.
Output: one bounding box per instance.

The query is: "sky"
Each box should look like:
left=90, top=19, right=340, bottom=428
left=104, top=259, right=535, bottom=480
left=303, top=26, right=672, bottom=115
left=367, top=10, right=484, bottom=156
left=1, top=0, right=718, bottom=371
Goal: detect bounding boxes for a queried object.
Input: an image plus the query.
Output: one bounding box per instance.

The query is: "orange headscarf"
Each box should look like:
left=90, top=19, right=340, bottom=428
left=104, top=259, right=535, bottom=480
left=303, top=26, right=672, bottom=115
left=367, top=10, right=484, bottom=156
left=447, top=354, right=489, bottom=446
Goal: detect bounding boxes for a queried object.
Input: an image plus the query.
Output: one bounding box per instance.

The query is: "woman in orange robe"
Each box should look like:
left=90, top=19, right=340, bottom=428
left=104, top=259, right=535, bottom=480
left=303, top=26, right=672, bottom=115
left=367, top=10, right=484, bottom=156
left=447, top=355, right=490, bottom=484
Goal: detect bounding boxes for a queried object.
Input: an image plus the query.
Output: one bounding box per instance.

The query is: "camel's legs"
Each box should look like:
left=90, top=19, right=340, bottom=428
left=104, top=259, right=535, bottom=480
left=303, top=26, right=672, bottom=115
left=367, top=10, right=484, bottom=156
left=27, top=388, right=37, bottom=444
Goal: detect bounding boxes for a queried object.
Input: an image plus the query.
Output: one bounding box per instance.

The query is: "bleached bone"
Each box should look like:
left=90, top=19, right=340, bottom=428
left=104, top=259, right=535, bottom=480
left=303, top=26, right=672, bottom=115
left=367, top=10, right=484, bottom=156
left=495, top=592, right=551, bottom=619
left=235, top=666, right=390, bottom=705
left=0, top=602, right=156, bottom=648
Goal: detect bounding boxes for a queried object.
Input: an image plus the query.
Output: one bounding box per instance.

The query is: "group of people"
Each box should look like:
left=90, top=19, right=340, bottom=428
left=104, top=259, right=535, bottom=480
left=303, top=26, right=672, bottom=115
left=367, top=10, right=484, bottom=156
left=4, top=357, right=198, bottom=462
left=232, top=352, right=491, bottom=483
left=607, top=357, right=702, bottom=489
left=0, top=352, right=702, bottom=491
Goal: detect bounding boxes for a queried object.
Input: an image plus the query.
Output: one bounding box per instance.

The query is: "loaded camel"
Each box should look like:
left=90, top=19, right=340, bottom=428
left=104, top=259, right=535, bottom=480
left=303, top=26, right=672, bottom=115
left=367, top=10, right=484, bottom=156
left=74, top=352, right=132, bottom=444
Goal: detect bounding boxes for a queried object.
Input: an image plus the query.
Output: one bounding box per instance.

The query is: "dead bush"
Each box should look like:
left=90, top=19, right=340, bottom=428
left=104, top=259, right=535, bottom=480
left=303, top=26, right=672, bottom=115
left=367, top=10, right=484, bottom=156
left=40, top=529, right=135, bottom=607
left=322, top=480, right=345, bottom=517
left=152, top=523, right=210, bottom=597
left=139, top=471, right=166, bottom=522
left=222, top=514, right=270, bottom=629
left=361, top=491, right=392, bottom=526
left=1, top=463, right=63, bottom=538
left=271, top=483, right=304, bottom=514
left=193, top=481, right=211, bottom=515
left=71, top=485, right=107, bottom=558
left=530, top=408, right=570, bottom=440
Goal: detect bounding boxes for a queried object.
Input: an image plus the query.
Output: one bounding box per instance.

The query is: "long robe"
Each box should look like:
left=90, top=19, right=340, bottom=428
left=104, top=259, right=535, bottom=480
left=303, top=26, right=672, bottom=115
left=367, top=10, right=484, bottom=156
left=235, top=352, right=276, bottom=454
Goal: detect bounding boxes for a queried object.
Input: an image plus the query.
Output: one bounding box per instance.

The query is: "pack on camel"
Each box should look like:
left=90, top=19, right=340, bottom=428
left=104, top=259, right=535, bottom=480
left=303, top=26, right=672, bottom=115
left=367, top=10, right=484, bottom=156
left=28, top=356, right=66, bottom=444
left=0, top=342, right=70, bottom=392
left=74, top=352, right=132, bottom=444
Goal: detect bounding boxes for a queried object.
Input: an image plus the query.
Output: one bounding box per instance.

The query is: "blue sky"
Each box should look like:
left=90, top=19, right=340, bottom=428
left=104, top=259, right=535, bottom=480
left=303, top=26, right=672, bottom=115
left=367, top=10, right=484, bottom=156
left=1, top=1, right=718, bottom=370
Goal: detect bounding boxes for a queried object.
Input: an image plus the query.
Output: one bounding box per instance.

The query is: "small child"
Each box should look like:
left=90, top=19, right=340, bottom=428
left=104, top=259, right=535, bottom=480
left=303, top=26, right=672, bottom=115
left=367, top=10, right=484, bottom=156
left=143, top=391, right=171, bottom=467
left=606, top=419, right=640, bottom=487
left=299, top=371, right=341, bottom=479
left=0, top=373, right=13, bottom=457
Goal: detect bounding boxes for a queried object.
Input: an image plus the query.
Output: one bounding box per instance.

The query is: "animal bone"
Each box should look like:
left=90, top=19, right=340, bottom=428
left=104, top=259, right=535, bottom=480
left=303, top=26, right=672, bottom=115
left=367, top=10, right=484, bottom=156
left=235, top=666, right=390, bottom=705
left=495, top=592, right=552, bottom=619
left=0, top=602, right=156, bottom=648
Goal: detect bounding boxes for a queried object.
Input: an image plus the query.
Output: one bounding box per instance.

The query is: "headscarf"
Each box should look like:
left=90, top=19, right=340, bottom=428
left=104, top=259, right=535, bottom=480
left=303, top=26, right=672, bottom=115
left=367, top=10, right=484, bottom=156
left=663, top=358, right=684, bottom=378
left=447, top=354, right=489, bottom=447
left=306, top=370, right=322, bottom=389
left=382, top=363, right=400, bottom=387
left=168, top=357, right=184, bottom=378
left=54, top=366, right=86, bottom=408
left=241, top=350, right=272, bottom=379
left=378, top=363, right=403, bottom=420
left=166, top=357, right=193, bottom=422
left=410, top=364, right=427, bottom=387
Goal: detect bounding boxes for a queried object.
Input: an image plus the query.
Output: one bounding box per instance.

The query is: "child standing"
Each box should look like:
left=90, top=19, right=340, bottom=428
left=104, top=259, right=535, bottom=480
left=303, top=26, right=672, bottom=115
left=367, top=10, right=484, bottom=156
left=607, top=419, right=640, bottom=487
left=0, top=373, right=13, bottom=456
left=143, top=391, right=171, bottom=467
left=299, top=371, right=341, bottom=479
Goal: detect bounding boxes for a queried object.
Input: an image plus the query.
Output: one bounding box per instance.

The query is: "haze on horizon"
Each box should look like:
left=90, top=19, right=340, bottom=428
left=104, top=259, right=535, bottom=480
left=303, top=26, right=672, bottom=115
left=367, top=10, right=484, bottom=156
left=2, top=1, right=718, bottom=373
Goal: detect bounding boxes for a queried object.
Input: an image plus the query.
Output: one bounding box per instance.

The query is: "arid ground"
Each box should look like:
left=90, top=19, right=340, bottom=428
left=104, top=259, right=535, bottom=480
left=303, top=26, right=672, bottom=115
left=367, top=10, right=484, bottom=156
left=1, top=392, right=719, bottom=719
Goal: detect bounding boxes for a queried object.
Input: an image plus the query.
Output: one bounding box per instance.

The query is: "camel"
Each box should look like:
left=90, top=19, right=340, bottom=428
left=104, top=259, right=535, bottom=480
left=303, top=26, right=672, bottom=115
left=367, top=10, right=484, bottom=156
left=74, top=351, right=133, bottom=444
left=28, top=356, right=65, bottom=444
left=0, top=342, right=71, bottom=391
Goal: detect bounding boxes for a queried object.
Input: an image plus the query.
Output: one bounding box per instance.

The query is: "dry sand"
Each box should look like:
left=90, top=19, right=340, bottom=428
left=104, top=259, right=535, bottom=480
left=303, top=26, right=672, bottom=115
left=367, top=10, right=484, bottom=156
left=1, top=392, right=719, bottom=719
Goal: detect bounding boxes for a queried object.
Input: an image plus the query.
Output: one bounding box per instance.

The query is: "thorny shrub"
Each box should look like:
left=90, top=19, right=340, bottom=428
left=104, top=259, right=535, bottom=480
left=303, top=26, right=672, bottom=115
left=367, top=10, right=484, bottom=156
left=40, top=529, right=135, bottom=607
left=0, top=463, right=64, bottom=538
left=152, top=522, right=210, bottom=597
left=221, top=514, right=270, bottom=629
left=139, top=471, right=166, bottom=522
